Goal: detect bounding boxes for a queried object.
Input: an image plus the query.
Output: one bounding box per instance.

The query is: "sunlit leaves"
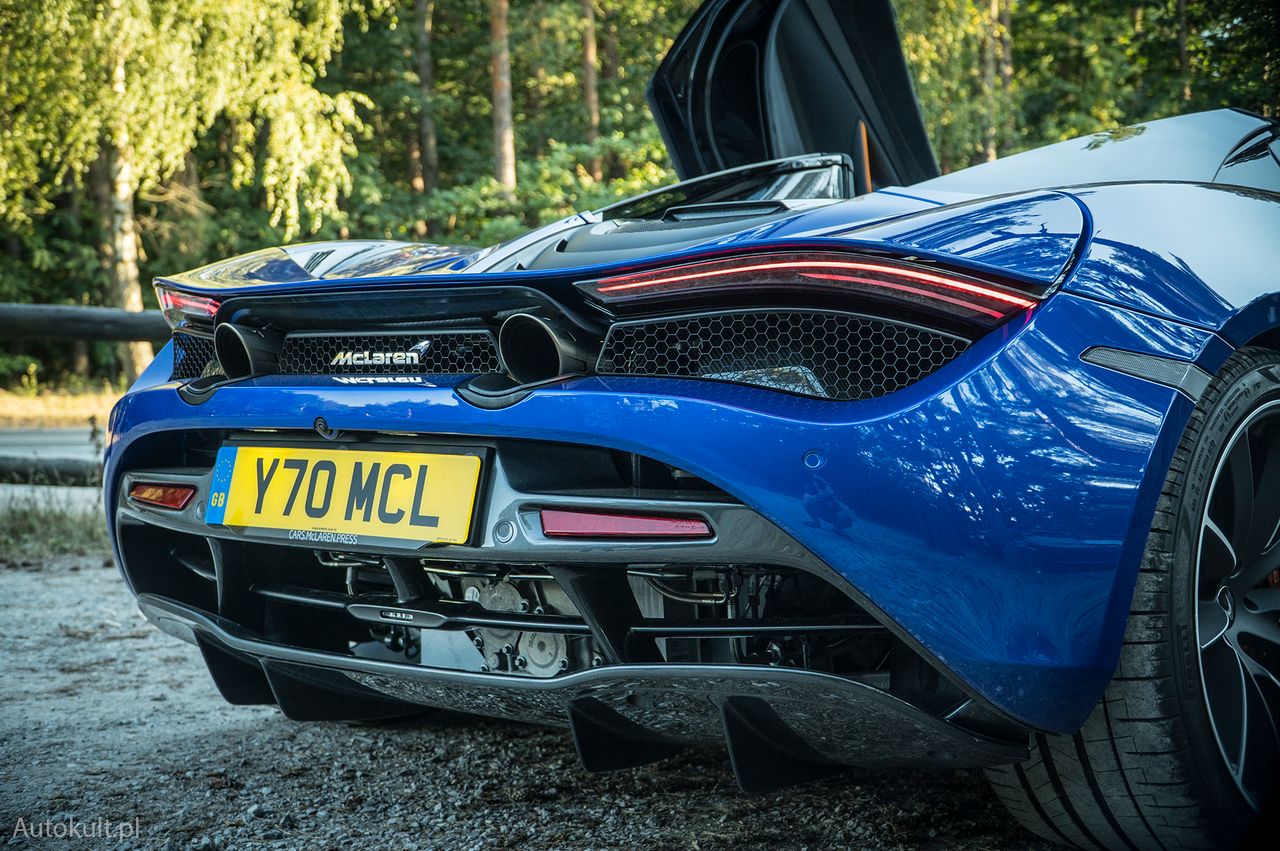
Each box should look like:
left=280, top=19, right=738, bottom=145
left=0, top=0, right=377, bottom=238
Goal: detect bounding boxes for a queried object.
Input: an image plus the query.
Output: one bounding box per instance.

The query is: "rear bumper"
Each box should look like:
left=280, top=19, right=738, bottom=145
left=107, top=292, right=1222, bottom=732
left=138, top=593, right=1027, bottom=778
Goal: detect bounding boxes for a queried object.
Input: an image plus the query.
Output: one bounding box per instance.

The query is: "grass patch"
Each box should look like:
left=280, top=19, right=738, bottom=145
left=0, top=388, right=120, bottom=428
left=0, top=485, right=109, bottom=564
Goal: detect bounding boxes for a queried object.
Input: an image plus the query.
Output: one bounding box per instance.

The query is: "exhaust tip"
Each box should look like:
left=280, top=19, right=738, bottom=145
left=214, top=323, right=281, bottom=379
left=499, top=314, right=593, bottom=384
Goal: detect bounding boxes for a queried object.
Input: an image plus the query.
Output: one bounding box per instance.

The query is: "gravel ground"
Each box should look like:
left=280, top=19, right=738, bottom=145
left=0, top=556, right=1050, bottom=850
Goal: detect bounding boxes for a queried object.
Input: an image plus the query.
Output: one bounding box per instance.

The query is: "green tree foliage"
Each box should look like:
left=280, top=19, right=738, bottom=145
left=0, top=0, right=1275, bottom=382
left=0, top=0, right=389, bottom=378
left=897, top=0, right=1277, bottom=166
left=0, top=0, right=379, bottom=236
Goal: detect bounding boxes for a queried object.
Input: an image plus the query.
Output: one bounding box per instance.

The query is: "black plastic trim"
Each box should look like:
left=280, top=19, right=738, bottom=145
left=137, top=593, right=1029, bottom=770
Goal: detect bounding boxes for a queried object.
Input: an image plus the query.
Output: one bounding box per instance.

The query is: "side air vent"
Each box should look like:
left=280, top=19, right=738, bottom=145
left=171, top=332, right=221, bottom=380
left=596, top=309, right=968, bottom=401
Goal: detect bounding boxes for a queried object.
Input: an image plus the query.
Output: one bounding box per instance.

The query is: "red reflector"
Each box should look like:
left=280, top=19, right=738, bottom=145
left=128, top=483, right=196, bottom=511
left=540, top=509, right=712, bottom=539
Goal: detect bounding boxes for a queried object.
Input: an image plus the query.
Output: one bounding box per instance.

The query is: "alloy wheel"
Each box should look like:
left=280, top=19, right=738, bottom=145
left=1196, top=399, right=1280, bottom=810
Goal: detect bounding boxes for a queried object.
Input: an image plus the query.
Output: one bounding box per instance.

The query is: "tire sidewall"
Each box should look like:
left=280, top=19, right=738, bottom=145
left=1166, top=353, right=1280, bottom=824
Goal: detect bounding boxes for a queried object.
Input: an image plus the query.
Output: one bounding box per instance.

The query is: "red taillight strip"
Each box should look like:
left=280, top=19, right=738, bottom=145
left=584, top=252, right=1044, bottom=330
left=157, top=289, right=220, bottom=316
left=595, top=257, right=1036, bottom=309
left=128, top=482, right=196, bottom=511
left=799, top=272, right=1006, bottom=319
left=540, top=509, right=713, bottom=539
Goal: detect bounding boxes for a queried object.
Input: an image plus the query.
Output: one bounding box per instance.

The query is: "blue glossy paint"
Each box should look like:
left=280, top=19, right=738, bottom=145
left=108, top=292, right=1217, bottom=732
left=1062, top=182, right=1280, bottom=342
left=757, top=190, right=942, bottom=237
left=115, top=110, right=1280, bottom=735
left=913, top=109, right=1266, bottom=197
left=835, top=191, right=1085, bottom=284
left=157, top=191, right=1083, bottom=300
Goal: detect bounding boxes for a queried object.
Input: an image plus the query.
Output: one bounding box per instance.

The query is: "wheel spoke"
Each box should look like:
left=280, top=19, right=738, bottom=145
left=1237, top=609, right=1280, bottom=654
left=1237, top=543, right=1280, bottom=590
left=1199, top=599, right=1230, bottom=649
left=1202, top=516, right=1239, bottom=584
left=1238, top=639, right=1280, bottom=698
left=1243, top=587, right=1280, bottom=615
left=1237, top=645, right=1280, bottom=805
left=1245, top=425, right=1280, bottom=558
left=1230, top=647, right=1250, bottom=784
left=1202, top=638, right=1248, bottom=777
left=1226, top=430, right=1256, bottom=551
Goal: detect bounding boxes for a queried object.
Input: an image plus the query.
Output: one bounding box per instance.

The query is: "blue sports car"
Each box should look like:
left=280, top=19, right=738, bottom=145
left=106, top=1, right=1280, bottom=846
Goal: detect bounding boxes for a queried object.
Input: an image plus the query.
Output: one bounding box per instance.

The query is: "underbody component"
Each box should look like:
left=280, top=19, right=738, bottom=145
left=139, top=593, right=1027, bottom=792
left=113, top=428, right=1030, bottom=790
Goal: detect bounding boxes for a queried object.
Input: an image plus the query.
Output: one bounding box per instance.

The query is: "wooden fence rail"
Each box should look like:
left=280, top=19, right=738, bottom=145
left=0, top=303, right=168, bottom=342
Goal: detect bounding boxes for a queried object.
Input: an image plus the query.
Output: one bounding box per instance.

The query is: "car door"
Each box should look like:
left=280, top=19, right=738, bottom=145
left=648, top=0, right=938, bottom=191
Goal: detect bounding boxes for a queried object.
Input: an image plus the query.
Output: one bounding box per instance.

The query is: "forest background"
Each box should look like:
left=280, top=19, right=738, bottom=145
left=0, top=0, right=1275, bottom=385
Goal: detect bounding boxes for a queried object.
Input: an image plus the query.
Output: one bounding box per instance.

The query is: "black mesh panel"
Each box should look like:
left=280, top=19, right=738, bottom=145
left=596, top=310, right=967, bottom=401
left=171, top=332, right=220, bottom=380
left=278, top=331, right=500, bottom=375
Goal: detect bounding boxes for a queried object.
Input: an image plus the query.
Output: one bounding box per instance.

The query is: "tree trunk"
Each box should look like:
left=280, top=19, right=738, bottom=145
left=582, top=0, right=602, bottom=181
left=601, top=13, right=619, bottom=81
left=71, top=341, right=91, bottom=378
left=1177, top=0, right=1191, bottom=101
left=408, top=131, right=425, bottom=195
left=601, top=13, right=623, bottom=179
left=998, top=0, right=1013, bottom=146
left=531, top=51, right=547, bottom=156
left=998, top=0, right=1012, bottom=88
left=93, top=144, right=152, bottom=382
left=982, top=0, right=999, bottom=162
left=96, top=23, right=153, bottom=383
left=490, top=0, right=517, bottom=204
left=414, top=0, right=439, bottom=196
left=408, top=134, right=427, bottom=237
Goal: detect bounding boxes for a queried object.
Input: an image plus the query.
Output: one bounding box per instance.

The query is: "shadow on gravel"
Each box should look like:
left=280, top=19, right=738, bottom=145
left=0, top=556, right=1049, bottom=850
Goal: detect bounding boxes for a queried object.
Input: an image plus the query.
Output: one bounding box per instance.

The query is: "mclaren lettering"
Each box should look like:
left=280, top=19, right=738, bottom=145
left=329, top=350, right=422, bottom=367
left=332, top=375, right=432, bottom=385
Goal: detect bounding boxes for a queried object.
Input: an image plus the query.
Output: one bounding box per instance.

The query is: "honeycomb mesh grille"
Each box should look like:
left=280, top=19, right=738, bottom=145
left=171, top=332, right=219, bottom=380
left=279, top=331, right=501, bottom=375
left=596, top=310, right=968, bottom=401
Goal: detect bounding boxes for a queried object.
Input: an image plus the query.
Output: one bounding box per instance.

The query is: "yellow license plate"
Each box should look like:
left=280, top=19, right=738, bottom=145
left=206, top=445, right=482, bottom=546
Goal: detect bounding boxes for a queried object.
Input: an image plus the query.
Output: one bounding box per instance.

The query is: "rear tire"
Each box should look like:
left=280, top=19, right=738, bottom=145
left=989, top=347, right=1280, bottom=850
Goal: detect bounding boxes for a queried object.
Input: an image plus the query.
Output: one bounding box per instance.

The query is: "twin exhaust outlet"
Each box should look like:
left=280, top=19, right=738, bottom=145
left=495, top=313, right=596, bottom=383
left=213, top=314, right=597, bottom=384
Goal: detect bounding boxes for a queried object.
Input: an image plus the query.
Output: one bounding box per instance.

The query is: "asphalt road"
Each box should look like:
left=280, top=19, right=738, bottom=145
left=0, top=428, right=102, bottom=504
left=0, top=427, right=101, bottom=488
left=0, top=556, right=1050, bottom=850
left=0, top=428, right=99, bottom=460
left=0, top=482, right=100, bottom=512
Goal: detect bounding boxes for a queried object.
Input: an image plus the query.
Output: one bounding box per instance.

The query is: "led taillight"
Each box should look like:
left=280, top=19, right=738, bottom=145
left=540, top=509, right=712, bottom=539
left=156, top=287, right=220, bottom=330
left=128, top=483, right=196, bottom=510
left=577, top=252, right=1040, bottom=325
